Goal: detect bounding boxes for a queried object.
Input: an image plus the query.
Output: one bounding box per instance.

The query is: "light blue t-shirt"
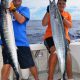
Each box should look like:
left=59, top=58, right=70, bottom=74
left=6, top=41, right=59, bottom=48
left=12, top=6, right=30, bottom=46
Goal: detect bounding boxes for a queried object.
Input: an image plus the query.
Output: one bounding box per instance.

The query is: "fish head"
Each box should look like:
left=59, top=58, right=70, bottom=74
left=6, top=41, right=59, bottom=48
left=1, top=0, right=10, bottom=9
left=49, top=0, right=56, bottom=10
left=49, top=0, right=58, bottom=19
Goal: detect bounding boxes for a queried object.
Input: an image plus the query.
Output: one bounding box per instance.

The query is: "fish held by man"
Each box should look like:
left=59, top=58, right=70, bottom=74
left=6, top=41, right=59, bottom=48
left=1, top=0, right=20, bottom=79
left=49, top=0, right=67, bottom=79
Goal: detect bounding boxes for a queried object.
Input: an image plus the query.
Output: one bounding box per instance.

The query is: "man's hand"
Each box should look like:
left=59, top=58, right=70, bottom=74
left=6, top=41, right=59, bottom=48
left=9, top=2, right=16, bottom=12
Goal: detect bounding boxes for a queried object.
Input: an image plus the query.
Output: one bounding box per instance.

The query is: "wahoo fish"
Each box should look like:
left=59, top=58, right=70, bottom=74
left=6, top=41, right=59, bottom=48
left=1, top=0, right=20, bottom=79
left=49, top=0, right=67, bottom=79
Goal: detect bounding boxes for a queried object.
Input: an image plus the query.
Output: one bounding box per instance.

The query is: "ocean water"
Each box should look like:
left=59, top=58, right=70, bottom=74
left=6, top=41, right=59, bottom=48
left=21, top=1, right=80, bottom=44
left=27, top=20, right=80, bottom=44
left=27, top=20, right=46, bottom=44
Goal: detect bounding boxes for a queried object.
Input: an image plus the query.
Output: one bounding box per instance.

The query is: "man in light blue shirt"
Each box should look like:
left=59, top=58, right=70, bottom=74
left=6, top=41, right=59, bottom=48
left=1, top=0, right=39, bottom=80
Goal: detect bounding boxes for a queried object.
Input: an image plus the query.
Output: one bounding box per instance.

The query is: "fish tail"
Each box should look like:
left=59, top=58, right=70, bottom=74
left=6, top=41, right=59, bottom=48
left=63, top=40, right=68, bottom=80
left=9, top=54, right=19, bottom=80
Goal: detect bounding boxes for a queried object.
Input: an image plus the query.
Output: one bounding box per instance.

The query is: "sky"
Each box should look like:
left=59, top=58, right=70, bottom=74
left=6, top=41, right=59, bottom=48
left=22, top=0, right=80, bottom=20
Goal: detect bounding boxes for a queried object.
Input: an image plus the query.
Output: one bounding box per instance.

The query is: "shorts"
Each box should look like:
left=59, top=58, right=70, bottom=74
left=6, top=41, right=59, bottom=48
left=44, top=37, right=54, bottom=53
left=2, top=46, right=35, bottom=69
left=44, top=37, right=54, bottom=48
left=44, top=37, right=70, bottom=53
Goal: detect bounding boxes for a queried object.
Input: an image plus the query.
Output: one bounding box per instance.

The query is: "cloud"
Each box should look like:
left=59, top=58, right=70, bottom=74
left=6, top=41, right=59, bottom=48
left=67, top=0, right=80, bottom=7
left=22, top=0, right=49, bottom=20
left=30, top=8, right=46, bottom=20
left=22, top=0, right=49, bottom=8
left=22, top=0, right=80, bottom=20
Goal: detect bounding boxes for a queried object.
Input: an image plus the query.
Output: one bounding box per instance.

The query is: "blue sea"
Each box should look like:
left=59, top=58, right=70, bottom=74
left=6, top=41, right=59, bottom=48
left=27, top=20, right=80, bottom=44
left=21, top=1, right=80, bottom=44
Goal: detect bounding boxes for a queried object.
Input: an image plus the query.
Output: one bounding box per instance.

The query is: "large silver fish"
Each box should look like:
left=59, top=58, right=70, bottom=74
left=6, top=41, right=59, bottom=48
left=1, top=0, right=20, bottom=79
left=49, top=0, right=67, bottom=79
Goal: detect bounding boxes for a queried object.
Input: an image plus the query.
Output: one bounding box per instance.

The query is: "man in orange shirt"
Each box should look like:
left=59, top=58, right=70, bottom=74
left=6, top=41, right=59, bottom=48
left=42, top=0, right=74, bottom=80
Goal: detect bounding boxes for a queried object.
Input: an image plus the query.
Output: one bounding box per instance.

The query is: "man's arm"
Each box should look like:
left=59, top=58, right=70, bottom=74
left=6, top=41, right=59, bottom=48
left=42, top=5, right=50, bottom=26
left=12, top=11, right=26, bottom=24
left=42, top=12, right=49, bottom=26
left=9, top=2, right=28, bottom=24
left=63, top=17, right=72, bottom=28
left=62, top=13, right=72, bottom=28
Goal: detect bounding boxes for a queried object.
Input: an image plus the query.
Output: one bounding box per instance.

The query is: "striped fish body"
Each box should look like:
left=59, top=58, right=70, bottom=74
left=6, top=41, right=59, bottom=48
left=49, top=0, right=67, bottom=78
left=1, top=0, right=20, bottom=79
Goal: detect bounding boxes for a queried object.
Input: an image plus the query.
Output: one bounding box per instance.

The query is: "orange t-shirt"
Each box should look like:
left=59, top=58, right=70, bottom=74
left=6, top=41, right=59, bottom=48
left=43, top=11, right=72, bottom=42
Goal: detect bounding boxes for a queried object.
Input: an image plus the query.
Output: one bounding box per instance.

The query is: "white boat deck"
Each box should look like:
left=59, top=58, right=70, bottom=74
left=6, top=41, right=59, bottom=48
left=0, top=42, right=80, bottom=80
left=29, top=72, right=80, bottom=80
